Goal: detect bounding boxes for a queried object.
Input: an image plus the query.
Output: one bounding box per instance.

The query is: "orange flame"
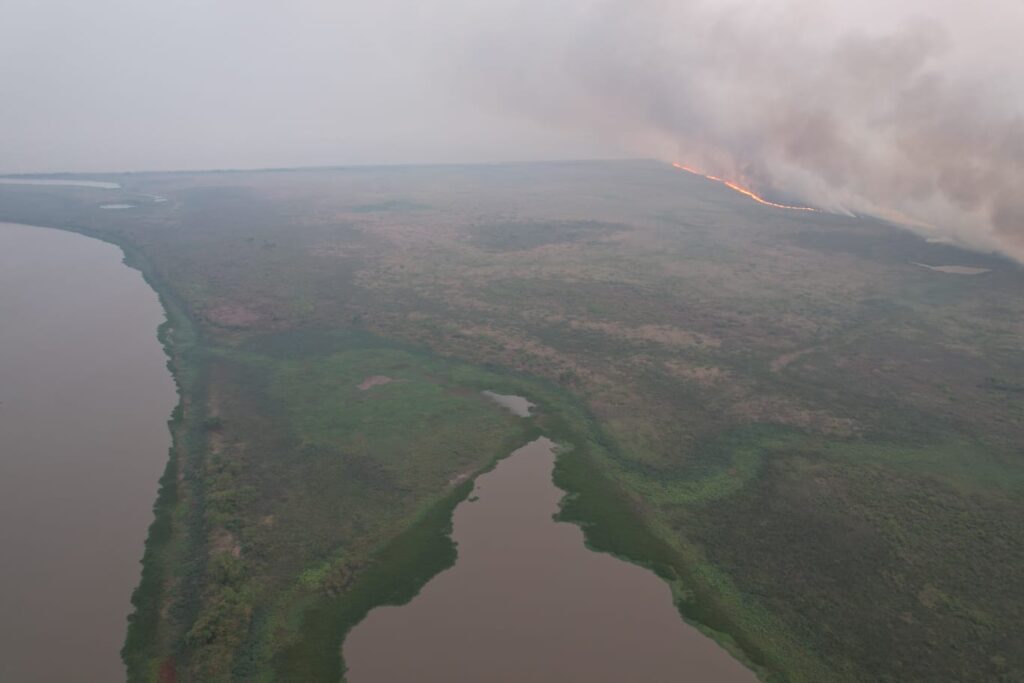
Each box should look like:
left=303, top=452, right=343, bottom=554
left=672, top=162, right=817, bottom=212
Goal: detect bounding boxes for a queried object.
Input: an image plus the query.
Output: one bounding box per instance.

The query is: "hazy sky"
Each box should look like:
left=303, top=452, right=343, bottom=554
left=0, top=0, right=616, bottom=173
left=2, top=0, right=1022, bottom=256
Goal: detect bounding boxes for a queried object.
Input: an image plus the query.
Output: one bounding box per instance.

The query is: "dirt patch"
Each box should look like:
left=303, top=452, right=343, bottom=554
left=772, top=347, right=816, bottom=373
left=358, top=375, right=395, bottom=390
left=206, top=303, right=261, bottom=328
left=663, top=360, right=728, bottom=387
left=210, top=528, right=241, bottom=558
left=454, top=323, right=609, bottom=385
left=569, top=319, right=720, bottom=348
left=733, top=395, right=859, bottom=437
left=158, top=657, right=177, bottom=683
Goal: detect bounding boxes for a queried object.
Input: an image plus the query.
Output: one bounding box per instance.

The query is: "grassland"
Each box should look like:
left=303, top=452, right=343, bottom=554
left=1, top=160, right=1022, bottom=682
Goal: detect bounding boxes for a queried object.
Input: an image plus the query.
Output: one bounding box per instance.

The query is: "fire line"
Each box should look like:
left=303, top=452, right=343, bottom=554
left=672, top=162, right=817, bottom=212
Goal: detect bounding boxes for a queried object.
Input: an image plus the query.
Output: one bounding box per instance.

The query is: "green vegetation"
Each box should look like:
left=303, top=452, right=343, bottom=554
left=1, top=160, right=1021, bottom=682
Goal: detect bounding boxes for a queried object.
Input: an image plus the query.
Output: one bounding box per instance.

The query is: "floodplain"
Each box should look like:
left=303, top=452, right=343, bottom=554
left=0, top=160, right=1021, bottom=683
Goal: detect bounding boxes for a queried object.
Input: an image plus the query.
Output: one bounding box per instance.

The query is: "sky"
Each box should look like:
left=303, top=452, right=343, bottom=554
left=0, top=0, right=612, bottom=172
left=2, top=0, right=1022, bottom=256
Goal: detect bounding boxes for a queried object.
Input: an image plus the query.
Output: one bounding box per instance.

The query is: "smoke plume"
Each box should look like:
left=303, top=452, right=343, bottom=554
left=454, top=0, right=1024, bottom=259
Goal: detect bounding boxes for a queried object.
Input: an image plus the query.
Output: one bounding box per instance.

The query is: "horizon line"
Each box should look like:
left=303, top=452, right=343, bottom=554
left=0, top=156, right=653, bottom=179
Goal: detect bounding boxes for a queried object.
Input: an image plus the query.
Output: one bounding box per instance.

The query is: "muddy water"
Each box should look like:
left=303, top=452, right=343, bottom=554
left=0, top=223, right=177, bottom=682
left=0, top=178, right=120, bottom=189
left=343, top=437, right=759, bottom=683
left=912, top=262, right=991, bottom=275
left=481, top=390, right=535, bottom=417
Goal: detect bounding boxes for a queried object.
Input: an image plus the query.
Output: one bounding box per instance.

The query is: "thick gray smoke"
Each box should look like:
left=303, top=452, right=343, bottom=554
left=453, top=0, right=1024, bottom=259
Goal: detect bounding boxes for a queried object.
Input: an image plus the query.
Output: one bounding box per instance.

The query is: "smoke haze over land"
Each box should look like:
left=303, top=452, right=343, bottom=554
left=2, top=0, right=1021, bottom=256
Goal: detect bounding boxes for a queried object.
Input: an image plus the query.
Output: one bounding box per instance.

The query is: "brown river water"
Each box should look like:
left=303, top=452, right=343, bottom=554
left=343, top=436, right=759, bottom=683
left=0, top=223, right=177, bottom=682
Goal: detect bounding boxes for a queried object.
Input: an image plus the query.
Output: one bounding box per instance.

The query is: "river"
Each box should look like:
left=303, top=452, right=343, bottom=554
left=0, top=222, right=177, bottom=682
left=342, top=435, right=759, bottom=683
